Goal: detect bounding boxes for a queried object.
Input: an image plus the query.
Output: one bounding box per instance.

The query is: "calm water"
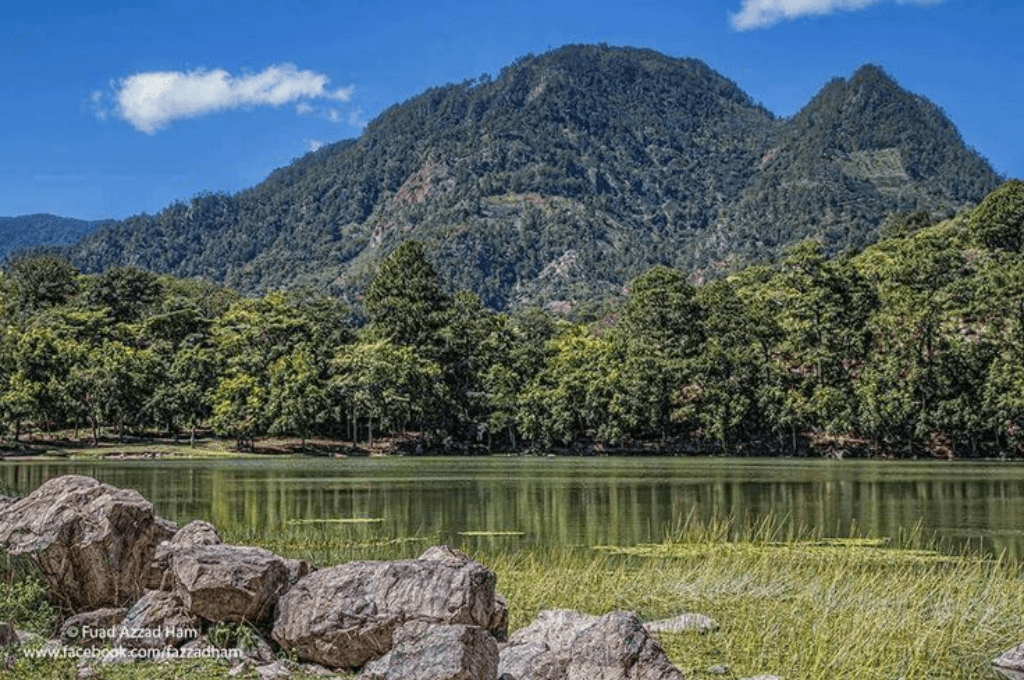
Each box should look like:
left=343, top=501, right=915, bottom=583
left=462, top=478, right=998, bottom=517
left=2, top=456, right=1024, bottom=558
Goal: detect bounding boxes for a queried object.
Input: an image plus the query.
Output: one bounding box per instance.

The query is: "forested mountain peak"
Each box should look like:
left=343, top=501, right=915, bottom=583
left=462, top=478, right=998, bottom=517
left=0, top=214, right=108, bottom=262
left=60, top=44, right=1002, bottom=312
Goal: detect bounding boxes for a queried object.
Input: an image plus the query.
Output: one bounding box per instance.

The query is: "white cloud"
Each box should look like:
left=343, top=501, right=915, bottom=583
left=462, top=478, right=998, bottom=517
left=730, top=0, right=940, bottom=30
left=109, top=63, right=354, bottom=133
left=307, top=139, right=325, bottom=153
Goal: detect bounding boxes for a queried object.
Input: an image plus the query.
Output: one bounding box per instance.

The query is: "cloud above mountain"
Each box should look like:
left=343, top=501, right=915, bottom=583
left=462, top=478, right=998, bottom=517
left=730, top=0, right=941, bottom=31
left=100, top=63, right=353, bottom=133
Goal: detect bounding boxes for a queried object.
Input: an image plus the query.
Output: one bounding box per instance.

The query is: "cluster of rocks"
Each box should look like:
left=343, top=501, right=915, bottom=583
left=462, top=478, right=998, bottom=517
left=0, top=475, right=785, bottom=679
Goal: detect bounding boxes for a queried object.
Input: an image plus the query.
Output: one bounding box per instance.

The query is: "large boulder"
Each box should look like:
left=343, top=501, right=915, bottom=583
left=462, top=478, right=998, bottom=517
left=358, top=621, right=499, bottom=680
left=115, top=589, right=201, bottom=650
left=498, top=610, right=684, bottom=680
left=145, top=519, right=223, bottom=590
left=0, top=475, right=177, bottom=611
left=564, top=611, right=683, bottom=680
left=272, top=546, right=498, bottom=670
left=169, top=543, right=291, bottom=623
left=60, top=607, right=128, bottom=648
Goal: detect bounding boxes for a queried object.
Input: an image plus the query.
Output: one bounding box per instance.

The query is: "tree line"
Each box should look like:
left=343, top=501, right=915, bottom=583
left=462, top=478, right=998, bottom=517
left=3, top=180, right=1024, bottom=458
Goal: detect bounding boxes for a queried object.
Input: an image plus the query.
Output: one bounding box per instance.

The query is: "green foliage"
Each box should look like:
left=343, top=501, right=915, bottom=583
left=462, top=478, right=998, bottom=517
left=970, top=179, right=1024, bottom=252
left=364, top=241, right=450, bottom=350
left=4, top=254, right=79, bottom=314
left=53, top=46, right=999, bottom=312
left=0, top=574, right=58, bottom=636
left=6, top=180, right=1024, bottom=459
left=207, top=621, right=259, bottom=651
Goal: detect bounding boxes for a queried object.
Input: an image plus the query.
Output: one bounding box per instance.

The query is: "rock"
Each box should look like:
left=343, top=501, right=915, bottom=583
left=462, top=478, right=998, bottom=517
left=0, top=622, right=18, bottom=649
left=358, top=620, right=499, bottom=680
left=418, top=545, right=508, bottom=641
left=497, top=641, right=568, bottom=680
left=995, top=642, right=1024, bottom=679
left=497, top=610, right=601, bottom=680
left=273, top=547, right=498, bottom=669
left=0, top=475, right=177, bottom=611
left=16, top=630, right=44, bottom=646
left=643, top=613, right=719, bottom=635
left=145, top=520, right=223, bottom=590
left=490, top=593, right=510, bottom=643
left=61, top=607, right=128, bottom=648
left=498, top=610, right=684, bottom=680
left=282, top=557, right=313, bottom=586
left=115, top=589, right=201, bottom=650
left=169, top=543, right=290, bottom=623
left=564, top=611, right=682, bottom=680
left=507, top=609, right=600, bottom=653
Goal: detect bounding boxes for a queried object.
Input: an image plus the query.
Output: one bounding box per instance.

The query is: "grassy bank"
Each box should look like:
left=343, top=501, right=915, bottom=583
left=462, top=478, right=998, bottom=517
left=5, top=516, right=1023, bottom=679
left=225, top=515, right=1024, bottom=680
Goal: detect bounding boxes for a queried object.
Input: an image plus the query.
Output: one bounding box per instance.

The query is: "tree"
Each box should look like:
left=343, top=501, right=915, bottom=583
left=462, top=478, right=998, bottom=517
left=971, top=180, right=1024, bottom=252
left=331, top=339, right=443, bottom=444
left=609, top=266, right=703, bottom=441
left=4, top=254, right=79, bottom=314
left=267, top=343, right=330, bottom=447
left=364, top=241, right=450, bottom=352
left=85, top=267, right=161, bottom=324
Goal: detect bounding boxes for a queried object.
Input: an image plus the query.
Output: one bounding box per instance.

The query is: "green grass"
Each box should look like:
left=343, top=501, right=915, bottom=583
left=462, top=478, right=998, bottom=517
left=222, top=513, right=1024, bottom=680
left=5, top=513, right=1024, bottom=678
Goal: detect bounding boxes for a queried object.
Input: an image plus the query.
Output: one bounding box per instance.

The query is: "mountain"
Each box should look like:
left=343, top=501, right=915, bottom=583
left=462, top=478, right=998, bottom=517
left=0, top=214, right=108, bottom=262
left=61, top=45, right=1002, bottom=311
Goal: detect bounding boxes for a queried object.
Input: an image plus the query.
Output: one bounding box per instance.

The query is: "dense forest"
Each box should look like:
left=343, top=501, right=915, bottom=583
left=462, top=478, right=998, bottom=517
left=0, top=215, right=107, bottom=261
left=60, top=45, right=1001, bottom=312
left=3, top=180, right=1024, bottom=458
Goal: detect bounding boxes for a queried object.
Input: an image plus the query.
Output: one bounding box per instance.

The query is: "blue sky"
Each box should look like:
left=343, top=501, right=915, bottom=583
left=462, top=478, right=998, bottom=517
left=2, top=0, right=1021, bottom=221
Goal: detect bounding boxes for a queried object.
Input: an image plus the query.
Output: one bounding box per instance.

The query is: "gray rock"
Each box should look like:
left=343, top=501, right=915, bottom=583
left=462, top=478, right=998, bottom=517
left=273, top=548, right=498, bottom=670
left=643, top=613, right=719, bottom=635
left=358, top=620, right=498, bottom=680
left=490, top=593, right=510, bottom=643
left=170, top=543, right=290, bottom=623
left=146, top=520, right=223, bottom=590
left=996, top=643, right=1024, bottom=679
left=115, top=589, right=201, bottom=650
left=507, top=609, right=600, bottom=653
left=0, top=475, right=177, bottom=611
left=565, top=611, right=683, bottom=680
left=61, top=607, right=128, bottom=648
left=497, top=641, right=568, bottom=680
left=499, top=610, right=684, bottom=680
left=418, top=545, right=508, bottom=641
left=230, top=658, right=339, bottom=678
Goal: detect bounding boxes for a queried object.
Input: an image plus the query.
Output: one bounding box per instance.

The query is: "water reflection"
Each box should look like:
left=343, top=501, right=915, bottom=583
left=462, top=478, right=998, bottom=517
left=2, top=457, right=1024, bottom=558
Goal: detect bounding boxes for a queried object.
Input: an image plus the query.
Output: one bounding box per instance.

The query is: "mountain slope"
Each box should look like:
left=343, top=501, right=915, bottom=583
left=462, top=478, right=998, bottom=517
left=63, top=45, right=1002, bottom=310
left=697, top=65, right=1001, bottom=267
left=0, top=214, right=107, bottom=262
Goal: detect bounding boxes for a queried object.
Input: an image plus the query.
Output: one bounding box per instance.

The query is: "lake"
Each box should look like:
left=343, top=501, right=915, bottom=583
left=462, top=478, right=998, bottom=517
left=3, top=456, right=1024, bottom=558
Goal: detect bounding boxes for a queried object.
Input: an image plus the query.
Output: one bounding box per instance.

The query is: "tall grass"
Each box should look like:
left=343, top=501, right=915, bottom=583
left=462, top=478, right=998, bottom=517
left=223, top=511, right=1024, bottom=679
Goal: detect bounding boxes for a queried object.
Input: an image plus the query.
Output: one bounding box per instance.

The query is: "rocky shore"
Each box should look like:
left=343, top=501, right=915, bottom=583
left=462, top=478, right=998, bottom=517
left=0, top=475, right=1016, bottom=679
